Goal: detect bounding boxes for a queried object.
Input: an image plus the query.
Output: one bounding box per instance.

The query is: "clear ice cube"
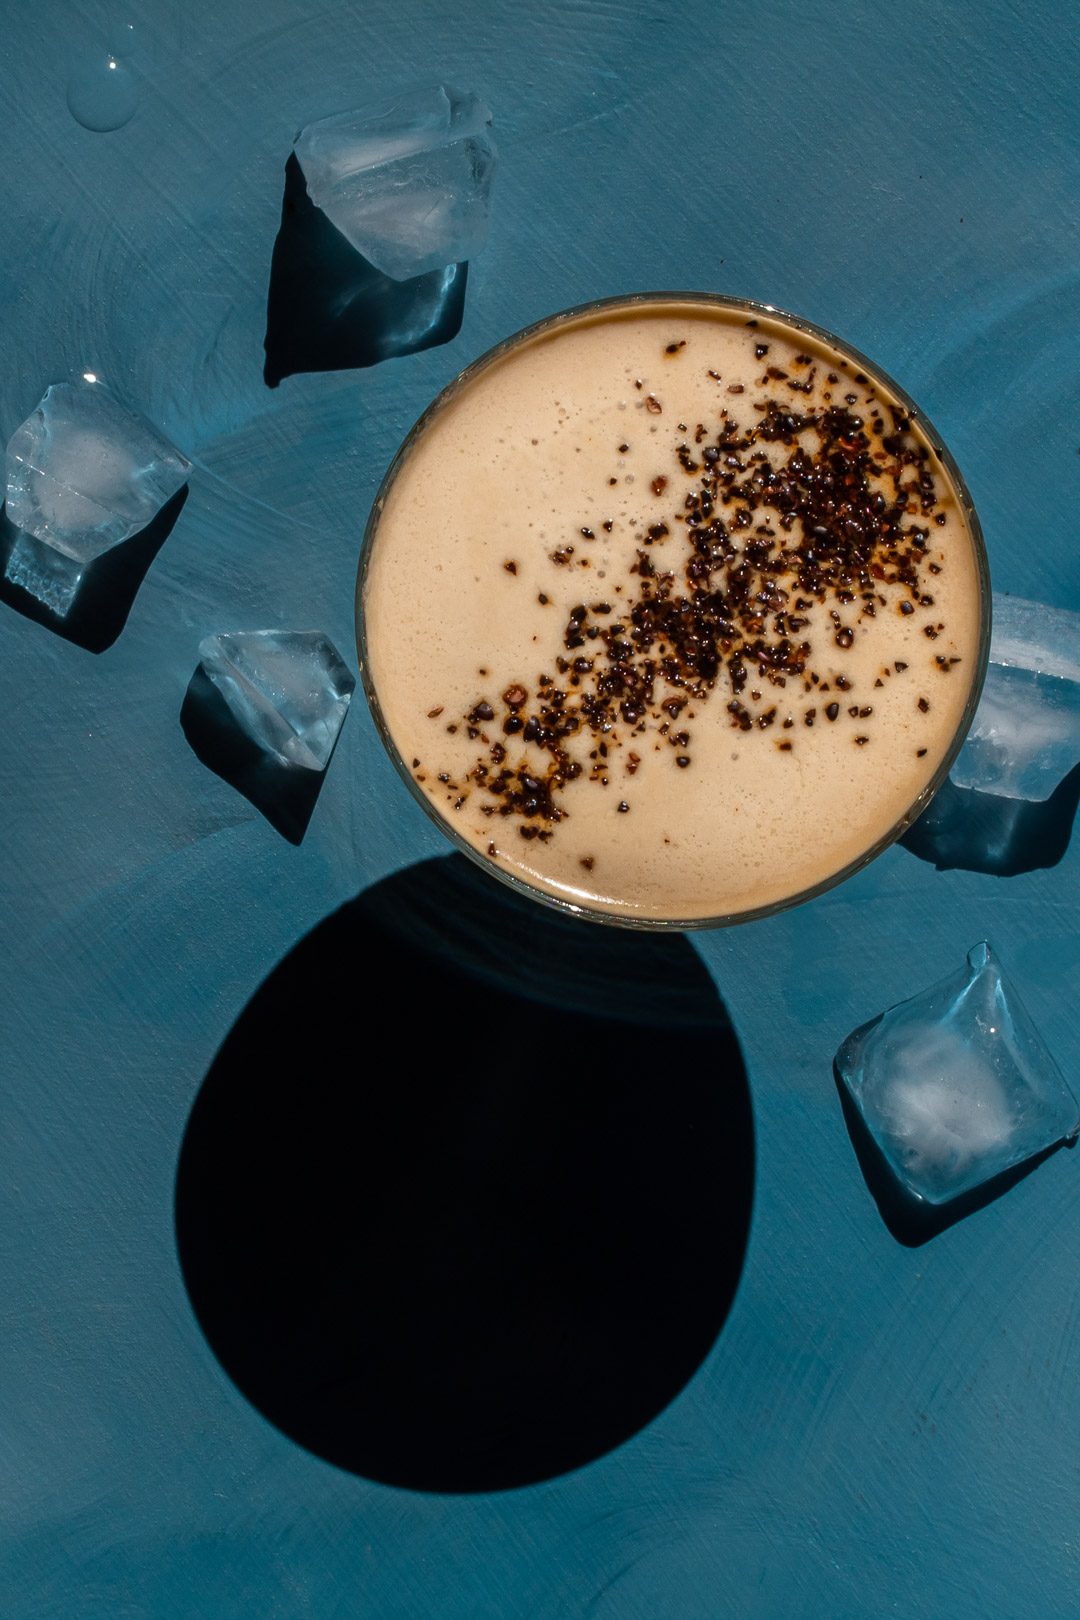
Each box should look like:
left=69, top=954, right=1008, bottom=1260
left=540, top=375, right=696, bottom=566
left=198, top=631, right=356, bottom=772
left=836, top=943, right=1077, bottom=1205
left=294, top=84, right=497, bottom=281
left=952, top=595, right=1080, bottom=801
left=4, top=379, right=189, bottom=615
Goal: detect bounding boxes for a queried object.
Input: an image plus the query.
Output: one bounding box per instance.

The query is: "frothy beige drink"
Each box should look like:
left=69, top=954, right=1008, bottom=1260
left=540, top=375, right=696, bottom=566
left=360, top=297, right=986, bottom=924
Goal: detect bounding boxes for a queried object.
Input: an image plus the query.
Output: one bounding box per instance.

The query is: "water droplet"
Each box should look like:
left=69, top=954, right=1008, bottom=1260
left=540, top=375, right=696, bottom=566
left=66, top=52, right=138, bottom=132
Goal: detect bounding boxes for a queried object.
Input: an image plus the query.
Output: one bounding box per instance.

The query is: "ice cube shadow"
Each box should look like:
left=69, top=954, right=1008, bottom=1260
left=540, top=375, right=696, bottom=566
left=900, top=767, right=1080, bottom=877
left=175, top=852, right=754, bottom=1492
left=833, top=1061, right=1071, bottom=1245
left=180, top=665, right=330, bottom=844
left=0, top=486, right=187, bottom=653
left=263, top=153, right=468, bottom=388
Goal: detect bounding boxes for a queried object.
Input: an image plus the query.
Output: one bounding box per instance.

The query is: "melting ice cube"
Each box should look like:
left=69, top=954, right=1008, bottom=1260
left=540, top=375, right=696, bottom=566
left=294, top=84, right=497, bottom=281
left=197, top=630, right=355, bottom=772
left=4, top=379, right=189, bottom=615
left=836, top=943, right=1077, bottom=1205
left=952, top=595, right=1080, bottom=801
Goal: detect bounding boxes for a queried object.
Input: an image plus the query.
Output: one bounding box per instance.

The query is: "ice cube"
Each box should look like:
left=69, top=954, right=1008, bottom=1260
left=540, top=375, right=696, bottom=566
left=4, top=379, right=189, bottom=615
left=294, top=84, right=497, bottom=281
left=952, top=595, right=1080, bottom=801
left=197, top=631, right=355, bottom=772
left=836, top=943, right=1077, bottom=1205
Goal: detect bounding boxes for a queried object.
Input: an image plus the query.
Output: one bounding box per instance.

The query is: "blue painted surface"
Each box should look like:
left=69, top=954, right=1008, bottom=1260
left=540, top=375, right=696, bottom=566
left=2, top=1, right=1079, bottom=1615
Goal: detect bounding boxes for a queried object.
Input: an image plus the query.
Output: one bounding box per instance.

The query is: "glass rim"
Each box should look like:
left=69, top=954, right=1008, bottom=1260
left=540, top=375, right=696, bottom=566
left=355, top=289, right=992, bottom=931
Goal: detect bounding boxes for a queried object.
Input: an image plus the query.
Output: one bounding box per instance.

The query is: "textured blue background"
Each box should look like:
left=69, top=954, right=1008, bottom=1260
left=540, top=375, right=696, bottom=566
left=3, top=1, right=1080, bottom=1615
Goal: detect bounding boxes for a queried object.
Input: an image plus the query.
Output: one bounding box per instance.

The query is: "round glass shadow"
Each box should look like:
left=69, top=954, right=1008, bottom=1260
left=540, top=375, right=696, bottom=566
left=175, top=854, right=753, bottom=1492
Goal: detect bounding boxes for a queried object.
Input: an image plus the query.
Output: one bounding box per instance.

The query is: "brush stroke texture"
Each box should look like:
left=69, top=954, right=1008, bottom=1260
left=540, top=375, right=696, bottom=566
left=2, top=0, right=1079, bottom=1615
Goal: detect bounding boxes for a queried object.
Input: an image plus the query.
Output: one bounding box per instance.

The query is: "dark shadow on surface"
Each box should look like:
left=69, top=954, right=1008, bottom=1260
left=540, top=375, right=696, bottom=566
left=180, top=666, right=325, bottom=845
left=901, top=767, right=1080, bottom=878
left=175, top=853, right=754, bottom=1492
left=0, top=488, right=187, bottom=653
left=263, top=154, right=468, bottom=387
left=834, top=1063, right=1067, bottom=1246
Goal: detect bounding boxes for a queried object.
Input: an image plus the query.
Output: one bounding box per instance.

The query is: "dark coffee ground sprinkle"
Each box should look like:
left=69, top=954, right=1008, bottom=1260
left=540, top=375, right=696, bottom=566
left=431, top=336, right=956, bottom=840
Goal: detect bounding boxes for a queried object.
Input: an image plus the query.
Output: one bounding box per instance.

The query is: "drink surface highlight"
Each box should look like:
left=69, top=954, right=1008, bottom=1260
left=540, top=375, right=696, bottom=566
left=361, top=298, right=985, bottom=923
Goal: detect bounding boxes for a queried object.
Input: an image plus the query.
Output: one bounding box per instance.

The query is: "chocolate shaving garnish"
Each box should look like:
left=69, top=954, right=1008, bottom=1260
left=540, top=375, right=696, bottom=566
left=442, top=375, right=949, bottom=840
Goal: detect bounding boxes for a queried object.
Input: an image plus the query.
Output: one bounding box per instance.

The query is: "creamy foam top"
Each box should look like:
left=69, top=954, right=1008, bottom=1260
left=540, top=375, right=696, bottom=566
left=362, top=300, right=983, bottom=921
